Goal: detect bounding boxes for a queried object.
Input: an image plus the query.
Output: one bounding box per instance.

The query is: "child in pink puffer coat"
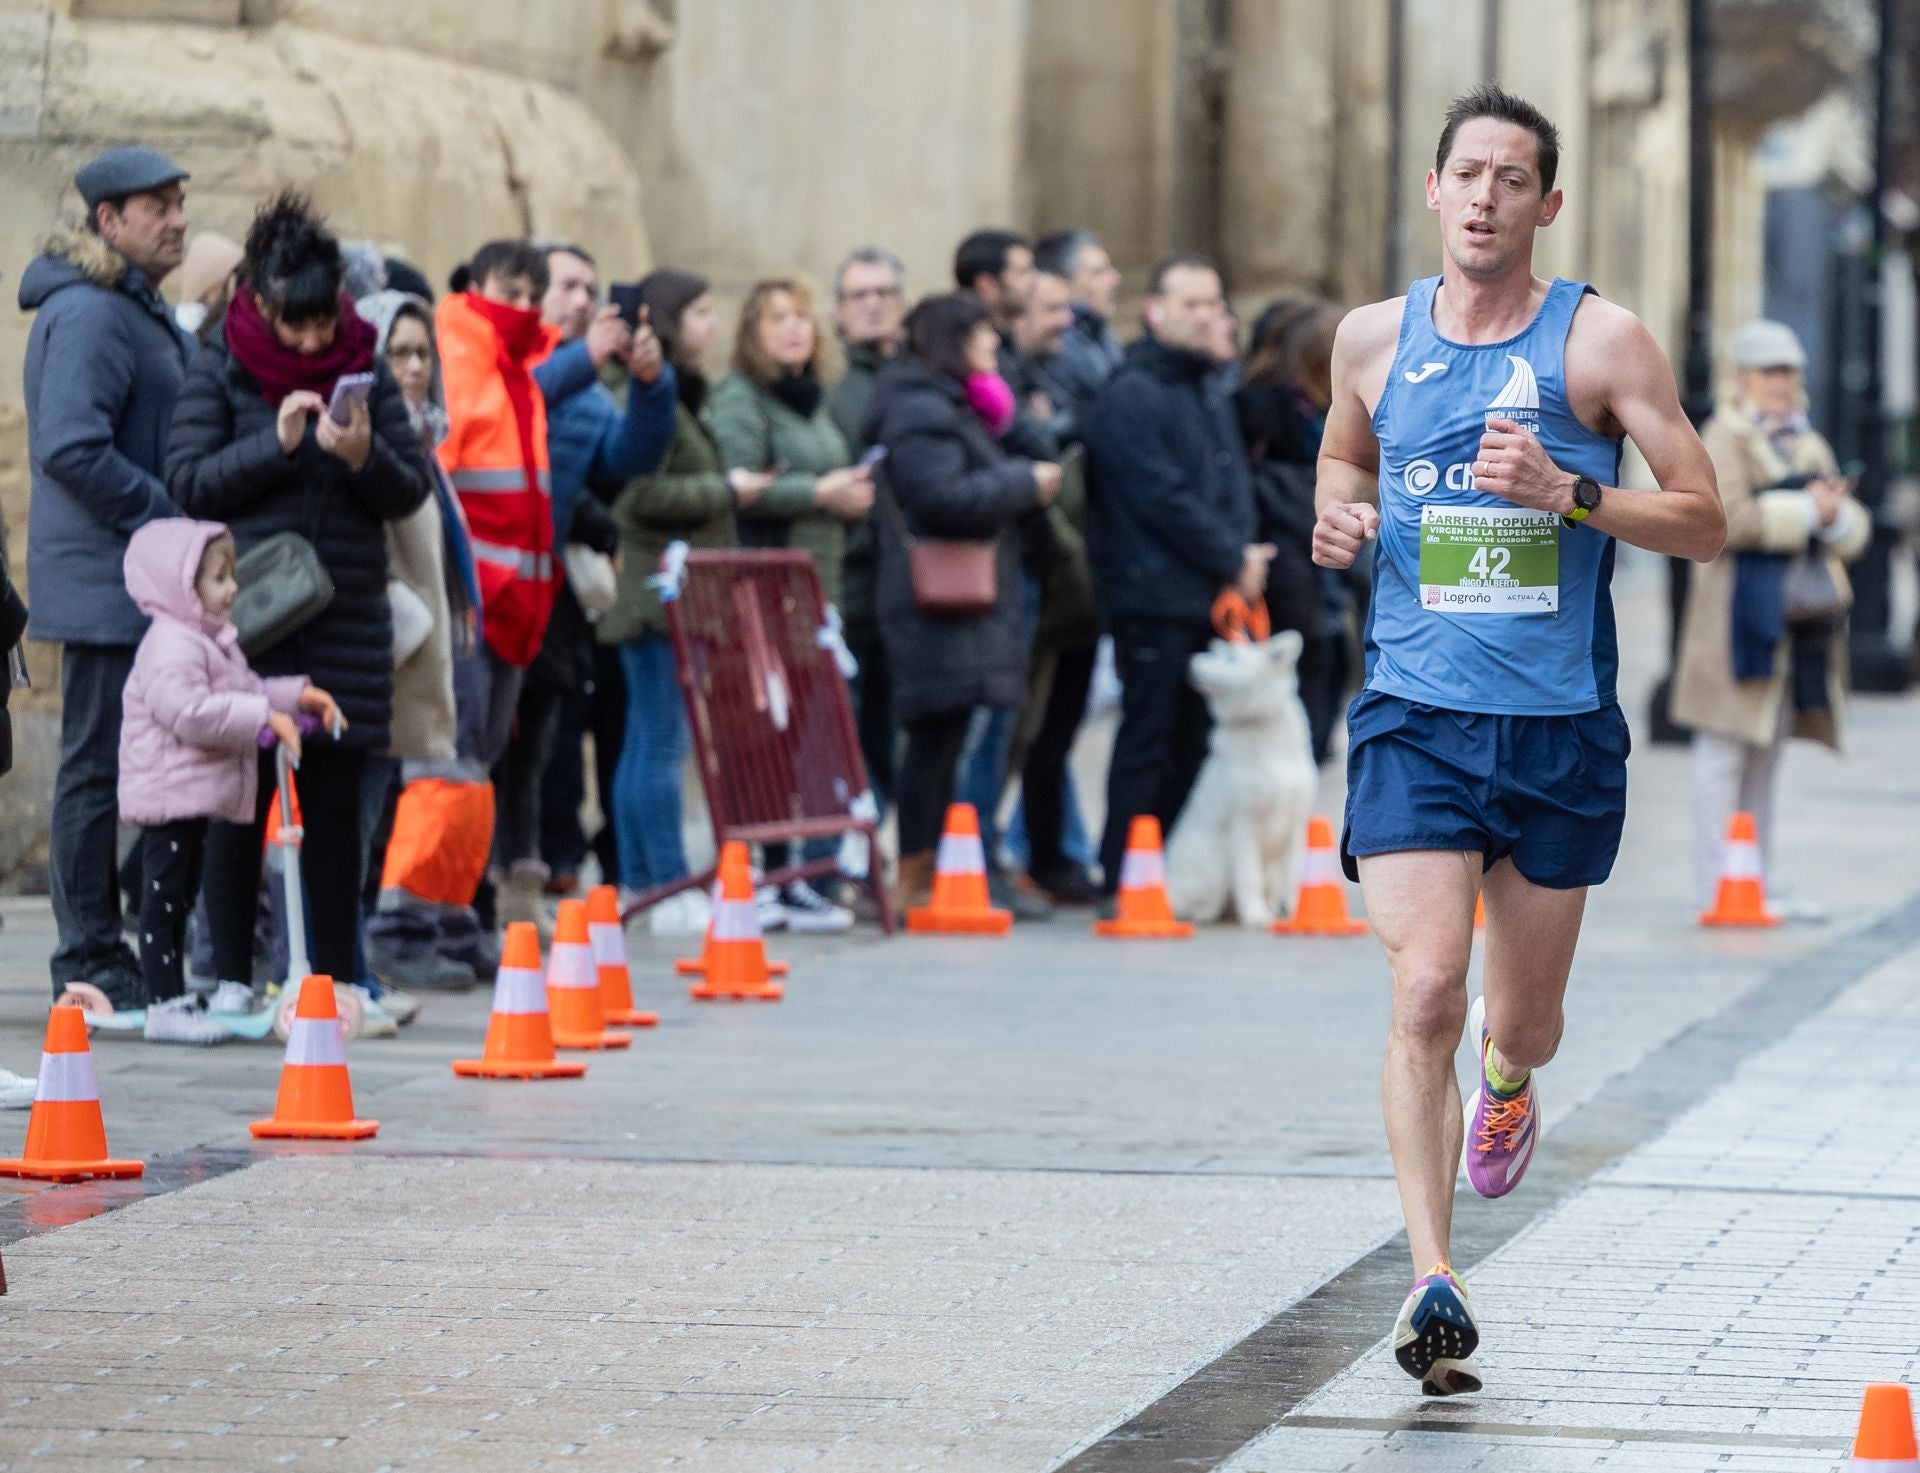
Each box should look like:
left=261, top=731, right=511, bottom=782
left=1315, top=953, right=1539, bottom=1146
left=119, top=518, right=340, bottom=1044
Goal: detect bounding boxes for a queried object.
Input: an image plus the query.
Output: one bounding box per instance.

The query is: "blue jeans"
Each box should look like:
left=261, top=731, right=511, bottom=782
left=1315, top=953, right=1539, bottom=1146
left=614, top=635, right=691, bottom=891
left=956, top=572, right=1041, bottom=858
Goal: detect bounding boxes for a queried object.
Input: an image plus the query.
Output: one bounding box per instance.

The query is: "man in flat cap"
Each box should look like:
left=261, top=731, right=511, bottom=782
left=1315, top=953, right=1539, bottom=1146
left=18, top=145, right=192, bottom=1013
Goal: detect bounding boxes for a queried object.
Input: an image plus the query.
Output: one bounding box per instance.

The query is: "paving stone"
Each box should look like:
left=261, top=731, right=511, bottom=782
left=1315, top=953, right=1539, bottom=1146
left=0, top=1157, right=1398, bottom=1468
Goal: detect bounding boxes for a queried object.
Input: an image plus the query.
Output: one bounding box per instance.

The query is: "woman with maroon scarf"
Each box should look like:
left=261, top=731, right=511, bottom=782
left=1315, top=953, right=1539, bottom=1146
left=165, top=191, right=428, bottom=1006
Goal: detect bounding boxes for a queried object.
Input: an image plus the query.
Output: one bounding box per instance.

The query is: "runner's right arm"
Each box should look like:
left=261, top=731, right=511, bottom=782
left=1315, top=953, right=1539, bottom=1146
left=1313, top=302, right=1399, bottom=569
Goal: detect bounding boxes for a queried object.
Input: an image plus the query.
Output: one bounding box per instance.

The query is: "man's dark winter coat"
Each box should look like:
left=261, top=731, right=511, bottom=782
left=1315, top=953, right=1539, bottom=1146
left=1085, top=334, right=1255, bottom=627
left=19, top=229, right=192, bottom=645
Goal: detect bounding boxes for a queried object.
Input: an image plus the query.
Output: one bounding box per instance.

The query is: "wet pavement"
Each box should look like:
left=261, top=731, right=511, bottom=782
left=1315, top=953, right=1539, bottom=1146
left=2, top=562, right=1918, bottom=1471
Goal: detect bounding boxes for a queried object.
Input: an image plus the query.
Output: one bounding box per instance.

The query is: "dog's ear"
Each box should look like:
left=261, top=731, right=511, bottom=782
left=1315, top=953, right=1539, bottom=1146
left=1266, top=630, right=1305, bottom=664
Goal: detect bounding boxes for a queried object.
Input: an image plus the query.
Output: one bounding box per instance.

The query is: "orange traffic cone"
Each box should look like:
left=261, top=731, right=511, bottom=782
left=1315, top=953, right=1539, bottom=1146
left=1850, top=1384, right=1920, bottom=1469
left=675, top=856, right=789, bottom=979
left=453, top=922, right=586, bottom=1080
left=587, top=885, right=658, bottom=1027
left=548, top=899, right=631, bottom=1049
left=1095, top=815, right=1193, bottom=938
left=1474, top=892, right=1486, bottom=930
left=0, top=1002, right=143, bottom=1181
left=1699, top=811, right=1779, bottom=927
left=250, top=976, right=378, bottom=1140
left=689, top=844, right=785, bottom=1000
left=907, top=804, right=1012, bottom=935
left=1272, top=816, right=1369, bottom=936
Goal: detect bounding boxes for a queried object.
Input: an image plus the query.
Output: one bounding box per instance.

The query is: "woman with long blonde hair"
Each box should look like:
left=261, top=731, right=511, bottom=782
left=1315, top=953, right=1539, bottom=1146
left=708, top=276, right=874, bottom=931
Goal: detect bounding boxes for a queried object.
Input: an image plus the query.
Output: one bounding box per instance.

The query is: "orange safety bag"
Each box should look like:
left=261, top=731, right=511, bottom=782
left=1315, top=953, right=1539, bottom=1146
left=379, top=777, right=495, bottom=906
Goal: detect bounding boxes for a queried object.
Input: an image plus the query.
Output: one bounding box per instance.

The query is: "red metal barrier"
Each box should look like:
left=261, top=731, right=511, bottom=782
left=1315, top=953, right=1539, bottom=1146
left=643, top=549, right=893, bottom=931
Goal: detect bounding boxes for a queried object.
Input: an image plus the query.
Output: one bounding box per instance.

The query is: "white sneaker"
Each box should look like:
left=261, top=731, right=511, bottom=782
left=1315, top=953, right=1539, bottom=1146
left=754, top=884, right=789, bottom=933
left=346, top=985, right=399, bottom=1037
left=144, top=994, right=231, bottom=1045
left=209, top=980, right=256, bottom=1015
left=649, top=887, right=714, bottom=938
left=0, top=1068, right=36, bottom=1109
left=778, top=879, right=854, bottom=935
left=375, top=986, right=422, bottom=1025
left=1767, top=891, right=1831, bottom=923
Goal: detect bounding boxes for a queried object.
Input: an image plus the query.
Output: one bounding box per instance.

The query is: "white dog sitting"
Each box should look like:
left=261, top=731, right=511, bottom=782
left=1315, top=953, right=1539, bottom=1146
left=1165, top=631, right=1319, bottom=928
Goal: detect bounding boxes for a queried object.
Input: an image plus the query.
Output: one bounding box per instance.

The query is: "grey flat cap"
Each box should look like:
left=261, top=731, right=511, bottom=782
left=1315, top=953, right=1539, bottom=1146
left=1728, top=318, right=1806, bottom=371
left=74, top=146, right=189, bottom=210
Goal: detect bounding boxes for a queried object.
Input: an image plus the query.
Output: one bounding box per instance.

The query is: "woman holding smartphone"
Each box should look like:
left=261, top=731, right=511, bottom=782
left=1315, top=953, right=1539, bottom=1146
left=165, top=191, right=429, bottom=1016
left=1672, top=318, right=1868, bottom=920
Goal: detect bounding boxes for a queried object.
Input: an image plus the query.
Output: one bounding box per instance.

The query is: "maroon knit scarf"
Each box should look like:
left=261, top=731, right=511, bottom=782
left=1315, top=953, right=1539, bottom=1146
left=225, top=286, right=377, bottom=407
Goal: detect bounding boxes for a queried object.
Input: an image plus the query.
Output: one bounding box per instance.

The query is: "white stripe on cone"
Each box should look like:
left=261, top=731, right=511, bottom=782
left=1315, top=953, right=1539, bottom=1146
left=713, top=900, right=760, bottom=943
left=284, top=1015, right=347, bottom=1068
left=1119, top=849, right=1166, bottom=891
left=588, top=921, right=624, bottom=967
left=936, top=832, right=986, bottom=875
left=1301, top=845, right=1338, bottom=884
left=35, top=1049, right=99, bottom=1103
left=492, top=965, right=549, bottom=1016
left=1724, top=839, right=1763, bottom=880
left=547, top=941, right=596, bottom=991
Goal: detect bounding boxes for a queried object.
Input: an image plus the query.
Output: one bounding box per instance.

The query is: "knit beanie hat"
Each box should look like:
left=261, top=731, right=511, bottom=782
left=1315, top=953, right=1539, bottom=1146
left=639, top=268, right=710, bottom=356
left=177, top=231, right=242, bottom=308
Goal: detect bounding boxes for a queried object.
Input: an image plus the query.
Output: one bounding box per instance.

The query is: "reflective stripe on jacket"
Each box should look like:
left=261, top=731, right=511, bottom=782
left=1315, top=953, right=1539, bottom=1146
left=434, top=292, right=557, bottom=668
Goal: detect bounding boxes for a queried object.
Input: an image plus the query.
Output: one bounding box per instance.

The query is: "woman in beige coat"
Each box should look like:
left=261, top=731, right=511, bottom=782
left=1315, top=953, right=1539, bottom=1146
left=1672, top=319, right=1867, bottom=915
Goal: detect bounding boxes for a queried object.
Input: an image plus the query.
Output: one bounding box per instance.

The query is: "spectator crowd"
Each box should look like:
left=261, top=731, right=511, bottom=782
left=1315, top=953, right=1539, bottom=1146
left=2, top=137, right=1631, bottom=1044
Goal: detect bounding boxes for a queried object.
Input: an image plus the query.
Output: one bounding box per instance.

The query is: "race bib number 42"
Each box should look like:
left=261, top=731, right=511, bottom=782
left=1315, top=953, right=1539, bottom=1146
left=1418, top=505, right=1559, bottom=614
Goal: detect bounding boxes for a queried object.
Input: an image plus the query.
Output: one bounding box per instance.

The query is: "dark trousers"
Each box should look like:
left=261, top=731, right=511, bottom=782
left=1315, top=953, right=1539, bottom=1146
left=1022, top=642, right=1097, bottom=876
left=494, top=673, right=564, bottom=869
left=49, top=643, right=139, bottom=991
left=137, top=818, right=205, bottom=1004
left=204, top=745, right=367, bottom=984
left=1099, top=617, right=1214, bottom=892
left=846, top=623, right=895, bottom=815
left=897, top=709, right=974, bottom=857
left=541, top=641, right=624, bottom=879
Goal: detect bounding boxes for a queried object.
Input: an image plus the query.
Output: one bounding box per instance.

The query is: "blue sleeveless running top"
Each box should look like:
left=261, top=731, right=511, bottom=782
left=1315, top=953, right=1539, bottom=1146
left=1365, top=276, right=1624, bottom=716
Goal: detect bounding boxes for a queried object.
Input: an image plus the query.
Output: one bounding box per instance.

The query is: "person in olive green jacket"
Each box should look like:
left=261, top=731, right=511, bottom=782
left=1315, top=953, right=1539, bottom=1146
left=707, top=276, right=874, bottom=931
left=709, top=276, right=874, bottom=611
left=600, top=270, right=773, bottom=937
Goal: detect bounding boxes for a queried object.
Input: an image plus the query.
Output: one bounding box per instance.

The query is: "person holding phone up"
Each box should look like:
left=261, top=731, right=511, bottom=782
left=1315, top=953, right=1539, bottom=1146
left=165, top=190, right=429, bottom=1002
left=1672, top=319, right=1869, bottom=919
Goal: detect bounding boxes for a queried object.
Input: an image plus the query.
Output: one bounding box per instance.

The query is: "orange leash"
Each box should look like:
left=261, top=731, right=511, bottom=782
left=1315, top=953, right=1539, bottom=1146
left=1211, top=590, right=1271, bottom=643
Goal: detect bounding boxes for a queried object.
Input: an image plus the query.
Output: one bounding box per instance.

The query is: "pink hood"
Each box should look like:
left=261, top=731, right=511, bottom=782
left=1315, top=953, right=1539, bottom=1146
left=124, top=517, right=235, bottom=643
left=118, top=517, right=308, bottom=827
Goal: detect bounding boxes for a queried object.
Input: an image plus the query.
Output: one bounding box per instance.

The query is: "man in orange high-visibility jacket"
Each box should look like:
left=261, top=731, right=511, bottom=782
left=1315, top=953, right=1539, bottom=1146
left=436, top=240, right=560, bottom=770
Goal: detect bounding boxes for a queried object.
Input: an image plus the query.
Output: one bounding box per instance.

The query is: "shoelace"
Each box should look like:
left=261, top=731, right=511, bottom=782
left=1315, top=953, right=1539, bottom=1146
left=1474, top=1088, right=1533, bottom=1153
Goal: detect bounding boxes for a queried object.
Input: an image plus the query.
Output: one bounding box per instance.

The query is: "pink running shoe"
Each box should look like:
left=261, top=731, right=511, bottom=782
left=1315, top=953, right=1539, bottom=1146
left=1463, top=995, right=1541, bottom=1199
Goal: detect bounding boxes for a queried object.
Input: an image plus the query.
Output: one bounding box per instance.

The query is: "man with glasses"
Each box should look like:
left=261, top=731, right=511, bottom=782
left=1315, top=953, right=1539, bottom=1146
left=827, top=247, right=907, bottom=835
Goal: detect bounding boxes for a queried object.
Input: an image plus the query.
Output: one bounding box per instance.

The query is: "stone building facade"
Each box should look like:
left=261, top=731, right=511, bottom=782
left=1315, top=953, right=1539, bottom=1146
left=0, top=0, right=1863, bottom=878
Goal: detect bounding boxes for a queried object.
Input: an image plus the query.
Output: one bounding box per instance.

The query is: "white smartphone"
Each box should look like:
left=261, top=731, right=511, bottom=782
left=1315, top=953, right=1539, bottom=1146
left=327, top=372, right=376, bottom=425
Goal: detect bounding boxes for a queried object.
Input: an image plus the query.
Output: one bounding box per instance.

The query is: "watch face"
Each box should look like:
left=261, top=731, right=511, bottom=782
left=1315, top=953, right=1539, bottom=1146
left=1575, top=477, right=1600, bottom=512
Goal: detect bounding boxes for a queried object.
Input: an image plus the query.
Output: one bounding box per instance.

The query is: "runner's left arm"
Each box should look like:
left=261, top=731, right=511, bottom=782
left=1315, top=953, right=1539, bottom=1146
left=1474, top=311, right=1724, bottom=562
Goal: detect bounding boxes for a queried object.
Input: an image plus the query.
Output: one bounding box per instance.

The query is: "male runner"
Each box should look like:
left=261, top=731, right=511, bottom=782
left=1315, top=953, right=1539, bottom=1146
left=1311, top=86, right=1724, bottom=1395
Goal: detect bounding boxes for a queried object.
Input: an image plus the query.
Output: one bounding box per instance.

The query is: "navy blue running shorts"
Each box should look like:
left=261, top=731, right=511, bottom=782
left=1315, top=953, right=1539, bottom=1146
left=1340, top=689, right=1631, bottom=890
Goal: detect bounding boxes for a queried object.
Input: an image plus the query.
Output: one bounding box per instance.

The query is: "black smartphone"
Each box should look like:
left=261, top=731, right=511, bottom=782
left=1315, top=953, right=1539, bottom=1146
left=609, top=282, right=644, bottom=329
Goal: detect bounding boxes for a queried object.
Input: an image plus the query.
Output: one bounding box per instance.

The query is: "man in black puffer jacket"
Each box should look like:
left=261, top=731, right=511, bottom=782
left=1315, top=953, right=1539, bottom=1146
left=1085, top=256, right=1267, bottom=898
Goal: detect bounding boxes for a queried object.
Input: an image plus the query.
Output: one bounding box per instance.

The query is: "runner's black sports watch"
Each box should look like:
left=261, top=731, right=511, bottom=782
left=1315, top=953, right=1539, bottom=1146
left=1563, top=475, right=1602, bottom=525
